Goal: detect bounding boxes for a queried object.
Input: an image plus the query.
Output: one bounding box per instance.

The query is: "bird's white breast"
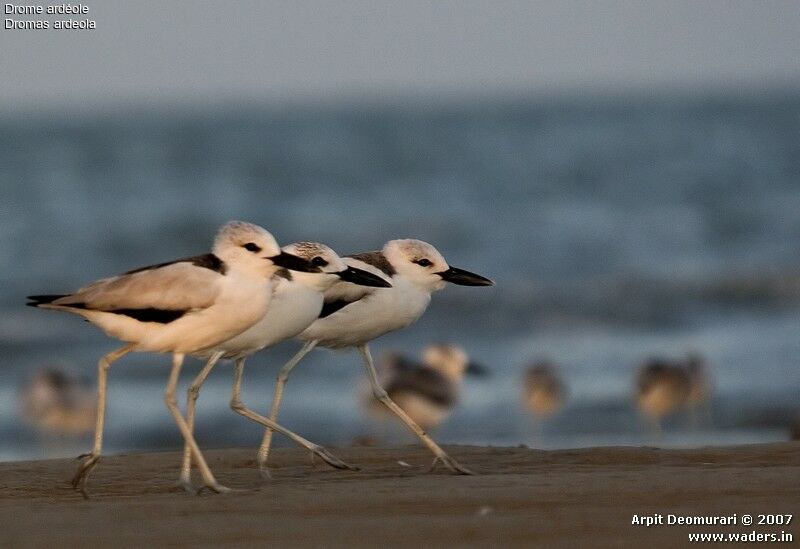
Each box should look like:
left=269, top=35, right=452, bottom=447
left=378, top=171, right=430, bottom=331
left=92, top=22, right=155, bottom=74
left=207, top=279, right=323, bottom=359
left=299, top=274, right=431, bottom=348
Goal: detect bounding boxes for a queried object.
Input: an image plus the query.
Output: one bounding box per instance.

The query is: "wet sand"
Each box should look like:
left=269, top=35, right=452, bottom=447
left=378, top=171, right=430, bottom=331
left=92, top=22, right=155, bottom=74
left=0, top=443, right=797, bottom=547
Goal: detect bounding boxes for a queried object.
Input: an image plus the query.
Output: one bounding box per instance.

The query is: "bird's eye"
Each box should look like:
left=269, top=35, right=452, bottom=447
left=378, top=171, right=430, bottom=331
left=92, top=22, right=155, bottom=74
left=311, top=256, right=328, bottom=267
left=242, top=242, right=262, bottom=253
left=415, top=258, right=433, bottom=267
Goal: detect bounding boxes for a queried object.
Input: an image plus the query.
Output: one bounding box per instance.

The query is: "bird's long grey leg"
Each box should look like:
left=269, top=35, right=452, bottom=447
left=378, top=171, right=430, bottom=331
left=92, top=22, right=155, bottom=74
left=228, top=357, right=356, bottom=473
left=357, top=344, right=473, bottom=475
left=256, top=340, right=318, bottom=475
left=179, top=350, right=225, bottom=491
left=71, top=344, right=136, bottom=498
left=164, top=353, right=232, bottom=494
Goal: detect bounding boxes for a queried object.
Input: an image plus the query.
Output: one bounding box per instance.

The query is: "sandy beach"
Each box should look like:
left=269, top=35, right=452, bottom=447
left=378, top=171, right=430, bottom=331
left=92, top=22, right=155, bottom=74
left=0, top=443, right=797, bottom=547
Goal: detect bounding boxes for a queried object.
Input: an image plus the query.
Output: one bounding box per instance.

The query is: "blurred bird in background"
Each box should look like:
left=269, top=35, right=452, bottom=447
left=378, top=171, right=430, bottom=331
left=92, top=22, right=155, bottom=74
left=19, top=367, right=96, bottom=437
left=635, top=353, right=711, bottom=435
left=363, top=344, right=488, bottom=434
left=522, top=360, right=567, bottom=421
left=684, top=353, right=712, bottom=428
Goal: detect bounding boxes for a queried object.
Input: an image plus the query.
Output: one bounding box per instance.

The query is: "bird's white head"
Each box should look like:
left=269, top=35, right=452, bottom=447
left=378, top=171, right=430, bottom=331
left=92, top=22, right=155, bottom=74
left=423, top=344, right=469, bottom=381
left=383, top=239, right=494, bottom=292
left=213, top=221, right=318, bottom=278
left=281, top=242, right=345, bottom=291
left=422, top=343, right=488, bottom=380
left=282, top=242, right=392, bottom=291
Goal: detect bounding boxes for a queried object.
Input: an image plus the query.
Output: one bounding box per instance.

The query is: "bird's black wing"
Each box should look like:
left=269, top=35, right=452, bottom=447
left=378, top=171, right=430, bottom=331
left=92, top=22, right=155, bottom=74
left=386, top=368, right=457, bottom=408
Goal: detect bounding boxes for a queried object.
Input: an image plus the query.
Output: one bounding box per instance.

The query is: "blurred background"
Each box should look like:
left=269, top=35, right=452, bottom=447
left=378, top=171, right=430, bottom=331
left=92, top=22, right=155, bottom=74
left=1, top=1, right=799, bottom=461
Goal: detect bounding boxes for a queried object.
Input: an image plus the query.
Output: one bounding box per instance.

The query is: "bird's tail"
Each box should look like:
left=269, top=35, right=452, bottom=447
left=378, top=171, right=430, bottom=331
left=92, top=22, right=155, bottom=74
left=26, top=294, right=68, bottom=308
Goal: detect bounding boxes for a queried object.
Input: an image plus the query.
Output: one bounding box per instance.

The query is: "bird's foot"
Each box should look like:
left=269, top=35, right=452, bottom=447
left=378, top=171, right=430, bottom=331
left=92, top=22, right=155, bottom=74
left=176, top=476, right=196, bottom=494
left=310, top=445, right=359, bottom=471
left=428, top=455, right=474, bottom=475
left=257, top=461, right=273, bottom=480
left=71, top=452, right=101, bottom=498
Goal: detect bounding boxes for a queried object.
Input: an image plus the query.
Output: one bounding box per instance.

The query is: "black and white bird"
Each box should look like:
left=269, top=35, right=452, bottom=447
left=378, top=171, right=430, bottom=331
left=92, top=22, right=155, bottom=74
left=635, top=353, right=709, bottom=432
left=257, top=239, right=493, bottom=474
left=27, top=221, right=318, bottom=495
left=522, top=360, right=567, bottom=420
left=179, top=241, right=389, bottom=487
left=365, top=344, right=488, bottom=432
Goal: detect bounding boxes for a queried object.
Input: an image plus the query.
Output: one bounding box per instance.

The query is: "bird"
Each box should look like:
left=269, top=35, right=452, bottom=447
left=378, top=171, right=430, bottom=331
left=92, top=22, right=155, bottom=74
left=26, top=220, right=319, bottom=496
left=179, top=241, right=390, bottom=487
left=19, top=367, right=96, bottom=437
left=257, top=239, right=494, bottom=475
left=683, top=353, right=711, bottom=427
left=364, top=343, right=488, bottom=432
left=522, top=360, right=567, bottom=420
left=635, top=353, right=709, bottom=433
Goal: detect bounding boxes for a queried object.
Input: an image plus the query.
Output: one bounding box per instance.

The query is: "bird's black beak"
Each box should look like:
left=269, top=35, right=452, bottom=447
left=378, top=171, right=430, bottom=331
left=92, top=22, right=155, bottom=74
left=438, top=266, right=494, bottom=286
left=338, top=266, right=392, bottom=288
left=270, top=251, right=321, bottom=273
left=466, top=362, right=490, bottom=377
